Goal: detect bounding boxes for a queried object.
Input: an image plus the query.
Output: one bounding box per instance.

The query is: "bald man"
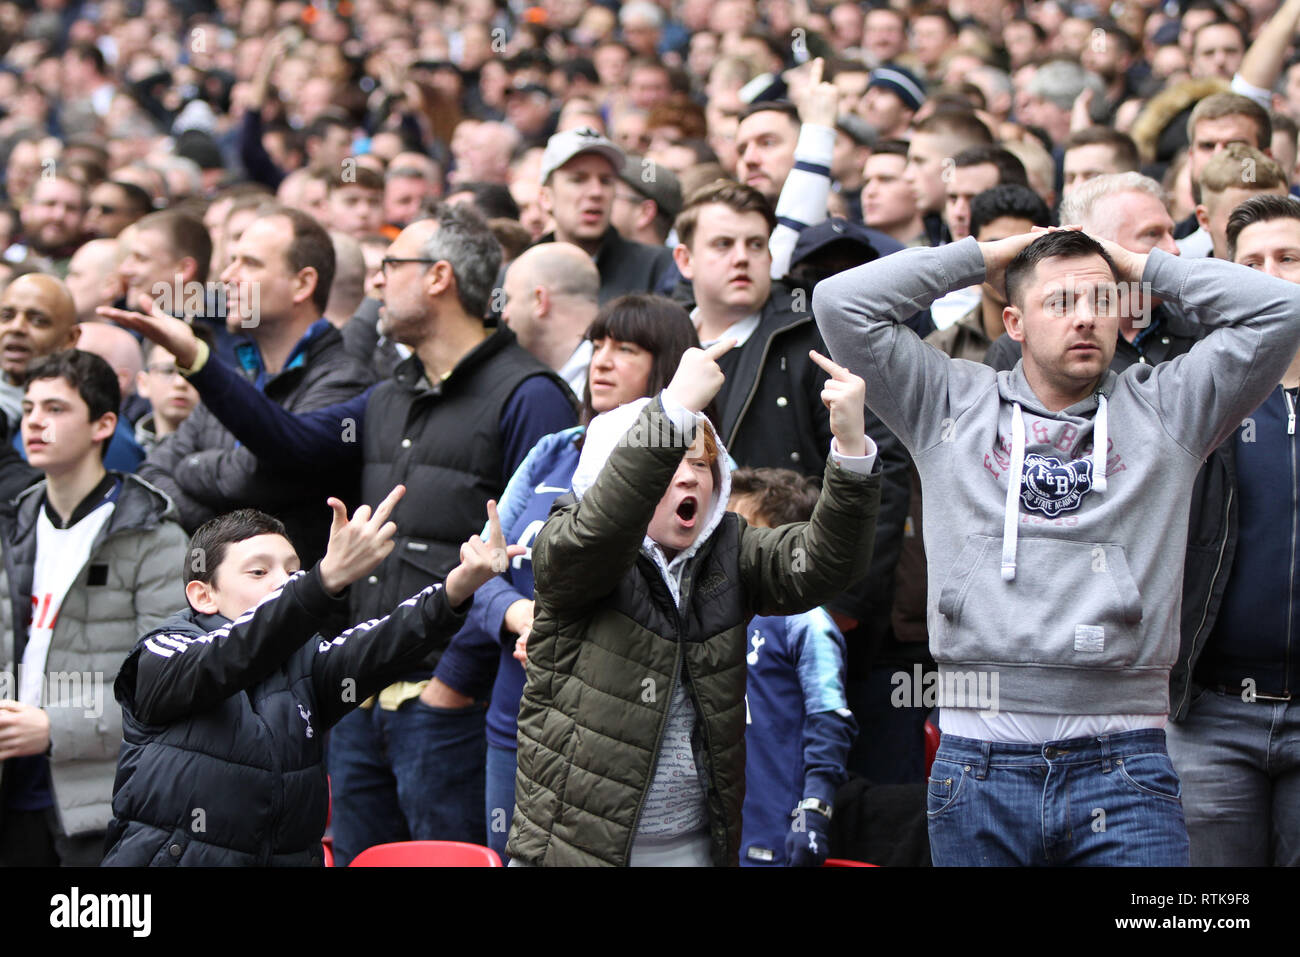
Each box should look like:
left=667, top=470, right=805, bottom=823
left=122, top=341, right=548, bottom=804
left=325, top=232, right=366, bottom=328
left=76, top=320, right=144, bottom=415
left=68, top=320, right=148, bottom=471
left=64, top=239, right=123, bottom=322
left=0, top=275, right=80, bottom=433
left=499, top=242, right=601, bottom=398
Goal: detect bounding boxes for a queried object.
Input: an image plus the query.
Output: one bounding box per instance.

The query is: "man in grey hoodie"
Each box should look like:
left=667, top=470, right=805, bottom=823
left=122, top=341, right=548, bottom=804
left=814, top=226, right=1300, bottom=865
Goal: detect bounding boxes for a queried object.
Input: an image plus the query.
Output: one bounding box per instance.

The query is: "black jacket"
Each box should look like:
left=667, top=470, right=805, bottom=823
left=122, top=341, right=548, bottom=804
left=139, top=321, right=375, bottom=566
left=102, top=567, right=468, bottom=866
left=350, top=328, right=573, bottom=648
left=533, top=226, right=674, bottom=304
left=1170, top=442, right=1237, bottom=721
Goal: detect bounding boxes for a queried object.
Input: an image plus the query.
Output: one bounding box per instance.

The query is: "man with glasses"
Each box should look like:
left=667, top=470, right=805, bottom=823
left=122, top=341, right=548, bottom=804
left=611, top=154, right=681, bottom=248
left=133, top=342, right=199, bottom=454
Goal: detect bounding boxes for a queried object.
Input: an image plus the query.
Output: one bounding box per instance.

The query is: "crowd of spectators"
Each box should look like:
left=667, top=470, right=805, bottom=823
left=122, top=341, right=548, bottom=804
left=0, top=0, right=1296, bottom=868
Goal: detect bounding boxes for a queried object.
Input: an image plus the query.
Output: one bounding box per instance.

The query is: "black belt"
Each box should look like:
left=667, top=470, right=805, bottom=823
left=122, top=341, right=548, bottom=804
left=1208, top=683, right=1292, bottom=703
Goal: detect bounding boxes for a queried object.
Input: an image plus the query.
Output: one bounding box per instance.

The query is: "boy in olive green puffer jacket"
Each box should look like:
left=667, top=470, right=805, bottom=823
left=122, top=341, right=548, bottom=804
left=507, top=342, right=882, bottom=867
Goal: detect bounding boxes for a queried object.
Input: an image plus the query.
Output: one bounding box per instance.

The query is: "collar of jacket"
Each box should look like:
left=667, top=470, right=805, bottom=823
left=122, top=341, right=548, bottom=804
left=716, top=281, right=813, bottom=441
left=392, top=325, right=520, bottom=396
left=536, top=226, right=625, bottom=267
left=40, top=471, right=120, bottom=529
left=234, top=317, right=335, bottom=389
left=8, top=471, right=177, bottom=548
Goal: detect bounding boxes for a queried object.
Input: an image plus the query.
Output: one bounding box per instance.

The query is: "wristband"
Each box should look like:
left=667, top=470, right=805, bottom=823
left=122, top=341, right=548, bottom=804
left=177, top=338, right=211, bottom=377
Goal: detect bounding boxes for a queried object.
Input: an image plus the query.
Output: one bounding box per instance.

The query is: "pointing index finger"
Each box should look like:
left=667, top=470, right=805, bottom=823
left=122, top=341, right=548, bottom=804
left=809, top=349, right=849, bottom=379
left=703, top=338, right=738, bottom=361
left=809, top=57, right=824, bottom=87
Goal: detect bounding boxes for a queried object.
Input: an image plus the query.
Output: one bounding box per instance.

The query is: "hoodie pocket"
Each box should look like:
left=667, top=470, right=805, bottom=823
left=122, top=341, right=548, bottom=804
left=935, top=534, right=1143, bottom=669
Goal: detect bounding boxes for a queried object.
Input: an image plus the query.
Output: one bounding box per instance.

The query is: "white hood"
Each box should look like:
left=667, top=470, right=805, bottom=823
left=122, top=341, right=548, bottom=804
left=572, top=397, right=732, bottom=606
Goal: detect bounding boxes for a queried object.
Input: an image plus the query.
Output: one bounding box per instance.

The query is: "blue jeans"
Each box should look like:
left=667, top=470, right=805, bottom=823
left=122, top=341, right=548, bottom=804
left=927, top=729, right=1190, bottom=866
left=1166, top=688, right=1300, bottom=866
left=327, top=698, right=488, bottom=866
left=484, top=743, right=517, bottom=861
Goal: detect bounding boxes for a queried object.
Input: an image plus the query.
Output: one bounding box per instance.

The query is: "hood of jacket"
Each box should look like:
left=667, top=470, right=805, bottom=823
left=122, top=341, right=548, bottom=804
left=572, top=396, right=733, bottom=604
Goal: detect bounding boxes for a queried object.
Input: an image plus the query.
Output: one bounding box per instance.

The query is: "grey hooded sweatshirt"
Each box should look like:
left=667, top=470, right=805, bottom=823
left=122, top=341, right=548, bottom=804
left=813, top=237, right=1300, bottom=716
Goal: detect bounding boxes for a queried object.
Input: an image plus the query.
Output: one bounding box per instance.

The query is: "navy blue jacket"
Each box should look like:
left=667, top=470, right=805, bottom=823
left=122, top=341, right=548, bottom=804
left=740, top=610, right=856, bottom=867
left=1195, top=386, right=1299, bottom=698
left=102, top=566, right=468, bottom=866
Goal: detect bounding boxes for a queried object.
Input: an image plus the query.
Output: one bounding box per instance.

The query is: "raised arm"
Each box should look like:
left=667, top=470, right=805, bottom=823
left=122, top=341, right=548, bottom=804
left=812, top=237, right=1005, bottom=452
left=99, top=299, right=370, bottom=471
left=770, top=58, right=837, bottom=279
left=312, top=500, right=522, bottom=728
left=1234, top=0, right=1300, bottom=107
left=121, top=487, right=405, bottom=725
left=739, top=352, right=880, bottom=615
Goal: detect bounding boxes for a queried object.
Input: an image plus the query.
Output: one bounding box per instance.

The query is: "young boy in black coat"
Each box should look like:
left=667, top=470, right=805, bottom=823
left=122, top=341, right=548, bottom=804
left=102, top=486, right=519, bottom=866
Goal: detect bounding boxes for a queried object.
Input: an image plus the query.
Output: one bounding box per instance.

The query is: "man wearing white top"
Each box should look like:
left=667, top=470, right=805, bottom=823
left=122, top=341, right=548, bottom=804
left=499, top=243, right=601, bottom=401
left=0, top=350, right=185, bottom=865
left=734, top=59, right=845, bottom=279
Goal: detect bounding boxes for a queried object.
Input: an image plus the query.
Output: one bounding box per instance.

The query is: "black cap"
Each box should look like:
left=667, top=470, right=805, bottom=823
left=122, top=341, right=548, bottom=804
left=175, top=130, right=225, bottom=171
left=790, top=217, right=904, bottom=270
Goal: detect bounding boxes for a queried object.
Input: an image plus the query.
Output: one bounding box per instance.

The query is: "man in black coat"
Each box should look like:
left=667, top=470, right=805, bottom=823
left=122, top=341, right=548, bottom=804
left=532, top=127, right=674, bottom=303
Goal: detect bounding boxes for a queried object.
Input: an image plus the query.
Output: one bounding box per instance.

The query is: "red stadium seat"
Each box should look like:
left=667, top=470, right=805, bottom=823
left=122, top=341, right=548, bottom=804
left=925, top=720, right=941, bottom=777
left=823, top=858, right=879, bottom=867
left=348, top=841, right=504, bottom=867
left=321, top=841, right=334, bottom=867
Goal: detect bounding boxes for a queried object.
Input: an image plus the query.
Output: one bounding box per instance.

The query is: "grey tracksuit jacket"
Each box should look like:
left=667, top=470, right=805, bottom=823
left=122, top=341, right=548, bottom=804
left=813, top=237, right=1300, bottom=715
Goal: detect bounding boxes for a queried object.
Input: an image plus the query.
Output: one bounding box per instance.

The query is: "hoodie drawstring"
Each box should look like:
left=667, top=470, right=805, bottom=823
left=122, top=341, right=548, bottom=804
left=1001, top=402, right=1025, bottom=582
left=1091, top=393, right=1108, bottom=493
left=1000, top=394, right=1109, bottom=583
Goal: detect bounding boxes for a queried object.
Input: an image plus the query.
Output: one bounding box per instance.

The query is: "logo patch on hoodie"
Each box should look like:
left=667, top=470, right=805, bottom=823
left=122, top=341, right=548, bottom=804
left=1019, top=454, right=1094, bottom=517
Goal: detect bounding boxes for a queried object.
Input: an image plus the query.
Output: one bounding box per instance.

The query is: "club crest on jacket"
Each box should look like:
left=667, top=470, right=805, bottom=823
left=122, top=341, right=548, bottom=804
left=1019, top=453, right=1094, bottom=517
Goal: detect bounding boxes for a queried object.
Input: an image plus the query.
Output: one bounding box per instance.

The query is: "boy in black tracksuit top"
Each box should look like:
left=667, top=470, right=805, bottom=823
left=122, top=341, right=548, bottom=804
left=102, top=486, right=519, bottom=866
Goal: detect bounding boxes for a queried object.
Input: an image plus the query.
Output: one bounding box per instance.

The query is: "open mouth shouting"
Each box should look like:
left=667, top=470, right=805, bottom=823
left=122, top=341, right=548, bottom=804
left=675, top=495, right=698, bottom=528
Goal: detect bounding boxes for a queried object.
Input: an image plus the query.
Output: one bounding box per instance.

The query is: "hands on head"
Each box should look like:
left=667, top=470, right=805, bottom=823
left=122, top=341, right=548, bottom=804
left=809, top=350, right=867, bottom=458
